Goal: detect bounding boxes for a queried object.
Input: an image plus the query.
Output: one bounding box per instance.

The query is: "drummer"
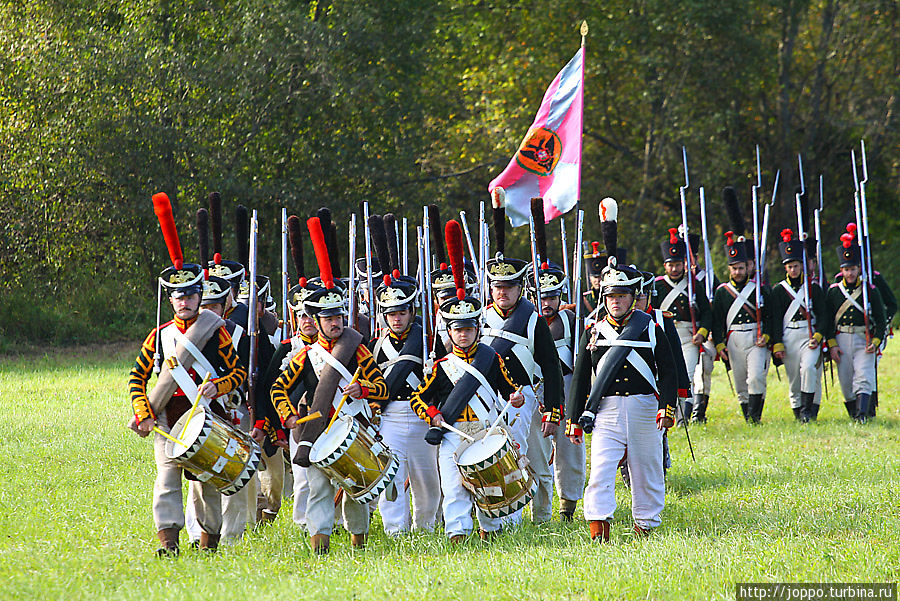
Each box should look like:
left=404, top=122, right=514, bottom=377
left=410, top=220, right=524, bottom=543
left=270, top=214, right=388, bottom=554
left=128, top=193, right=247, bottom=556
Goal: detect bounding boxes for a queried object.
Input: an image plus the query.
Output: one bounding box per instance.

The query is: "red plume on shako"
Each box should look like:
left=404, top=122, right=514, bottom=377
left=153, top=192, right=203, bottom=298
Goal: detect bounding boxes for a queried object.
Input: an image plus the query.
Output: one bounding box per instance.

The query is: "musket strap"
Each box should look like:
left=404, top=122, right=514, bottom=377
left=835, top=283, right=864, bottom=324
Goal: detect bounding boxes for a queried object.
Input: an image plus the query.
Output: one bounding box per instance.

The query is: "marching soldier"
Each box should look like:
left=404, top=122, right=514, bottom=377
left=825, top=227, right=886, bottom=422
left=270, top=215, right=388, bottom=554
left=712, top=231, right=774, bottom=423
left=128, top=193, right=246, bottom=556
left=654, top=227, right=712, bottom=422
left=410, top=220, right=524, bottom=542
left=770, top=229, right=827, bottom=422
left=483, top=190, right=563, bottom=526
left=369, top=215, right=441, bottom=535
left=567, top=252, right=677, bottom=542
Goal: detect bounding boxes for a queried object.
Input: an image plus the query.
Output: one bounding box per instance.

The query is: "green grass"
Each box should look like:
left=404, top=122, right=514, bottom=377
left=1, top=342, right=899, bottom=600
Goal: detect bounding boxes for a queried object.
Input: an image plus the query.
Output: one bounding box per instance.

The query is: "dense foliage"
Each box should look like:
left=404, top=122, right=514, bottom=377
left=2, top=1, right=897, bottom=343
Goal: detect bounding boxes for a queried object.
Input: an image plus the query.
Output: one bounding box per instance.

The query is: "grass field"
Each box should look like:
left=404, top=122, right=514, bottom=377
left=1, top=342, right=899, bottom=601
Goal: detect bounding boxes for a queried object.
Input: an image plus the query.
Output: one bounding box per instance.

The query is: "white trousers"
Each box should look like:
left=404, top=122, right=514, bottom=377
left=529, top=374, right=585, bottom=522
left=674, top=322, right=702, bottom=391
left=836, top=331, right=877, bottom=399
left=438, top=428, right=501, bottom=538
left=377, top=400, right=441, bottom=534
left=726, top=328, right=770, bottom=403
left=257, top=448, right=285, bottom=518
left=288, top=433, right=310, bottom=527
left=304, top=464, right=370, bottom=536
left=185, top=407, right=255, bottom=543
left=153, top=430, right=222, bottom=535
left=782, top=325, right=822, bottom=407
left=583, top=394, right=664, bottom=529
left=693, top=340, right=716, bottom=395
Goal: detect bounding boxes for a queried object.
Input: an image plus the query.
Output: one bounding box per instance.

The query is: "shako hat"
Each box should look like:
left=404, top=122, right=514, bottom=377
left=154, top=192, right=203, bottom=298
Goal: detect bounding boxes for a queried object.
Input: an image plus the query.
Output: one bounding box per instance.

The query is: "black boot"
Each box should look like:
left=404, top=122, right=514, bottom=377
left=868, top=390, right=878, bottom=419
left=692, top=394, right=709, bottom=423
left=677, top=401, right=693, bottom=426
left=844, top=400, right=857, bottom=419
left=810, top=402, right=820, bottom=421
left=748, top=394, right=764, bottom=424
left=740, top=403, right=750, bottom=422
left=792, top=407, right=803, bottom=421
left=800, top=391, right=815, bottom=422
left=855, top=393, right=871, bottom=423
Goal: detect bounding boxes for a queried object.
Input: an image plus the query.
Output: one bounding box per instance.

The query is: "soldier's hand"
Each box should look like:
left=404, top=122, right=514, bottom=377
left=657, top=416, right=674, bottom=431
left=137, top=417, right=155, bottom=437
left=866, top=342, right=877, bottom=354
left=773, top=350, right=785, bottom=361
left=509, top=390, right=525, bottom=408
left=343, top=382, right=364, bottom=399
left=718, top=347, right=729, bottom=362
left=755, top=335, right=767, bottom=347
left=568, top=434, right=584, bottom=445
left=808, top=338, right=820, bottom=350
left=540, top=421, right=558, bottom=438
left=284, top=415, right=299, bottom=429
left=199, top=381, right=218, bottom=399
left=251, top=427, right=267, bottom=443
left=829, top=347, right=842, bottom=363
left=692, top=332, right=705, bottom=345
left=430, top=413, right=444, bottom=429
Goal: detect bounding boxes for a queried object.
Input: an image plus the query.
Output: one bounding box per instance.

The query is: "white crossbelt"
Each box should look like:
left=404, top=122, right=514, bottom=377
left=230, top=324, right=244, bottom=351
left=482, top=309, right=540, bottom=378
left=374, top=334, right=422, bottom=390
left=306, top=343, right=369, bottom=419
left=659, top=276, right=688, bottom=313
left=554, top=314, right=574, bottom=371
left=835, top=284, right=865, bottom=325
left=591, top=318, right=658, bottom=393
left=440, top=355, right=499, bottom=423
left=724, top=283, right=757, bottom=331
left=778, top=280, right=813, bottom=331
left=161, top=324, right=220, bottom=401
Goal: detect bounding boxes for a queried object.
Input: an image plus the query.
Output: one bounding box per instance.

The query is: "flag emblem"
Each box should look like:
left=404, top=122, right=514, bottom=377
left=516, top=127, right=561, bottom=176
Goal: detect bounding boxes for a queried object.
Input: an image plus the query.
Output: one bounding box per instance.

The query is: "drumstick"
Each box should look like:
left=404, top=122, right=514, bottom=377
left=325, top=368, right=362, bottom=434
left=485, top=385, right=523, bottom=439
left=296, top=410, right=322, bottom=424
left=180, top=371, right=213, bottom=440
left=153, top=427, right=189, bottom=447
left=440, top=422, right=476, bottom=442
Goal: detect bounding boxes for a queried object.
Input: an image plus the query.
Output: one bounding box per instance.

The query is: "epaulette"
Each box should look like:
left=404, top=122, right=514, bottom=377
left=280, top=338, right=291, bottom=345
left=829, top=282, right=840, bottom=289
left=158, top=319, right=175, bottom=331
left=661, top=310, right=674, bottom=319
left=654, top=275, right=665, bottom=282
left=716, top=282, right=729, bottom=290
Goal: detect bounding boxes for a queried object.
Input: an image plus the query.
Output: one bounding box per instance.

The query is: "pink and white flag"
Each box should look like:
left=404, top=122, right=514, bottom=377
left=488, top=47, right=584, bottom=227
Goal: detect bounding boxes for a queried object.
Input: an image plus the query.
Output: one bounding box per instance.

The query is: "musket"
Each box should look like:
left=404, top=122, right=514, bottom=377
left=678, top=147, right=700, bottom=340
left=572, top=209, right=585, bottom=364
left=759, top=170, right=780, bottom=287
left=422, top=206, right=434, bottom=342
left=362, top=201, right=376, bottom=336
left=281, top=208, right=289, bottom=341
left=751, top=145, right=763, bottom=340
left=481, top=220, right=489, bottom=310
left=681, top=409, right=695, bottom=462
left=699, top=186, right=714, bottom=301
left=527, top=209, right=543, bottom=317
left=560, top=217, right=570, bottom=281
left=153, top=281, right=163, bottom=374
left=402, top=217, right=409, bottom=276
left=247, top=209, right=259, bottom=426
left=859, top=140, right=874, bottom=280
left=795, top=155, right=815, bottom=341
left=815, top=175, right=824, bottom=286
left=459, top=210, right=479, bottom=284
left=851, top=150, right=872, bottom=344
left=348, top=213, right=358, bottom=329
left=417, top=227, right=432, bottom=372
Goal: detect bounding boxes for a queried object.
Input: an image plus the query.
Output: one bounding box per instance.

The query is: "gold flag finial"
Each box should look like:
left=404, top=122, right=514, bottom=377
left=580, top=20, right=589, bottom=46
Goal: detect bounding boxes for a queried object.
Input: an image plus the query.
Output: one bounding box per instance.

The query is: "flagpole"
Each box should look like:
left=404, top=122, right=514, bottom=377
left=576, top=20, right=587, bottom=220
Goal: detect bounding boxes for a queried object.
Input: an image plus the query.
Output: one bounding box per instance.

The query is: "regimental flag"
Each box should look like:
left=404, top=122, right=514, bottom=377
left=488, top=47, right=585, bottom=227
